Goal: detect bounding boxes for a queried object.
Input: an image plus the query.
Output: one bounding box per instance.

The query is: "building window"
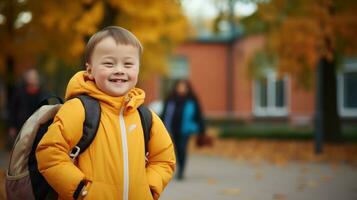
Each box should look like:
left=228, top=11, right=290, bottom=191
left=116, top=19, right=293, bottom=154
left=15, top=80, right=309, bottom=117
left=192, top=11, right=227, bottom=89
left=253, top=71, right=288, bottom=116
left=161, top=56, right=189, bottom=98
left=338, top=59, right=357, bottom=117
left=169, top=56, right=189, bottom=79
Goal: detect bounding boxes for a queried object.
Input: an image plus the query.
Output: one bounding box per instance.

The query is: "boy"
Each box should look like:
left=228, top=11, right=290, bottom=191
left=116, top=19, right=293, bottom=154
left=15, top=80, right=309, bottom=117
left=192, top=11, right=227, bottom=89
left=36, top=26, right=176, bottom=200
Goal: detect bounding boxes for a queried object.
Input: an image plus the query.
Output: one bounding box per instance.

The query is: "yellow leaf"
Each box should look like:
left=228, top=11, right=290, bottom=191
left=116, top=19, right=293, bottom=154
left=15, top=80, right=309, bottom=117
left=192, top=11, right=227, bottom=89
left=219, top=188, right=241, bottom=196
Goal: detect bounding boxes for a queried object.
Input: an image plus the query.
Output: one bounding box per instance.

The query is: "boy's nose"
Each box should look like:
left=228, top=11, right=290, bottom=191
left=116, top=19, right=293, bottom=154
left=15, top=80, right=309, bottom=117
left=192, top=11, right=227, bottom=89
left=113, top=65, right=125, bottom=74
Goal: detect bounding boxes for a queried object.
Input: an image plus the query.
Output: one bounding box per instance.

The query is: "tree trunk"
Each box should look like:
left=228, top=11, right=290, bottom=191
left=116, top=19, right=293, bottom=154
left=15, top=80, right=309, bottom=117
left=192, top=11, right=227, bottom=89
left=99, top=2, right=118, bottom=29
left=80, top=1, right=118, bottom=66
left=5, top=55, right=15, bottom=118
left=4, top=0, right=16, bottom=119
left=315, top=56, right=342, bottom=151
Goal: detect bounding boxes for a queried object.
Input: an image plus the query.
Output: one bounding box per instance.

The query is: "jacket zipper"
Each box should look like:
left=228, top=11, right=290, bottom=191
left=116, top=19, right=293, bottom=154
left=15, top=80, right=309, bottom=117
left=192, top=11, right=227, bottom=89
left=119, top=108, right=129, bottom=200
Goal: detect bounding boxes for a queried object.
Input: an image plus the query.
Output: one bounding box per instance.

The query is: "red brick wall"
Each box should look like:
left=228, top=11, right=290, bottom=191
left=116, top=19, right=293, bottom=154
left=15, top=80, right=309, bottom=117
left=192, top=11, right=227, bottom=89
left=139, top=75, right=160, bottom=105
left=233, top=35, right=266, bottom=120
left=142, top=36, right=317, bottom=124
left=175, top=42, right=228, bottom=116
left=289, top=77, right=316, bottom=125
left=232, top=35, right=316, bottom=124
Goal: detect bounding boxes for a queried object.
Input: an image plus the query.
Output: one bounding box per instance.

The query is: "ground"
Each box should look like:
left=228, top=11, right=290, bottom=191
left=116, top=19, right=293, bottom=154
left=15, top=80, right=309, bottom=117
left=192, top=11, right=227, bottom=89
left=1, top=135, right=357, bottom=200
left=161, top=154, right=357, bottom=200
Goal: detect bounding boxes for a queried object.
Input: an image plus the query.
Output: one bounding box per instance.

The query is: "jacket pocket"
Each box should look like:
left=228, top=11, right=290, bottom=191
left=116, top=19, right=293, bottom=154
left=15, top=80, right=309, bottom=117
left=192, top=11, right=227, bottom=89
left=83, top=181, right=122, bottom=200
left=144, top=177, right=154, bottom=200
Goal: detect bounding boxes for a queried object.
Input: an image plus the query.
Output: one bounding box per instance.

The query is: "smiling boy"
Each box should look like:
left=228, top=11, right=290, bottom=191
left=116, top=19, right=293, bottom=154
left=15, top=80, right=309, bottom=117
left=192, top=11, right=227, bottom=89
left=36, top=26, right=176, bottom=200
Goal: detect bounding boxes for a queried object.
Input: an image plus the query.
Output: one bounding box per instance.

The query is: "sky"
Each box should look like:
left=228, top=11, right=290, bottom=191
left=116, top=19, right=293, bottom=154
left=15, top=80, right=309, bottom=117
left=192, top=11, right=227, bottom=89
left=181, top=0, right=257, bottom=19
left=0, top=1, right=257, bottom=29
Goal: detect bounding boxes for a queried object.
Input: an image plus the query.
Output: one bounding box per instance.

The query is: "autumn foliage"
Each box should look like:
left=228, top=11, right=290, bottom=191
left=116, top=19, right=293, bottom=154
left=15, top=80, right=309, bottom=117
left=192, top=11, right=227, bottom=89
left=255, top=0, right=357, bottom=84
left=191, top=130, right=357, bottom=166
left=0, top=0, right=189, bottom=79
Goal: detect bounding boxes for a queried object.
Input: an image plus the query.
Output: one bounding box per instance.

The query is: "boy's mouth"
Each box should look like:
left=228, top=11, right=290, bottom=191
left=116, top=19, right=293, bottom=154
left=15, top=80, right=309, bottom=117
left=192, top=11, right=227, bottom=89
left=109, top=78, right=128, bottom=83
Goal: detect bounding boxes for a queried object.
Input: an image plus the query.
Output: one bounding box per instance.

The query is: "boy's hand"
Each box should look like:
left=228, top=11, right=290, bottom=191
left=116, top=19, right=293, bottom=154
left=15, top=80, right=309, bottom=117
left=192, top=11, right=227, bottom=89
left=150, top=188, right=159, bottom=200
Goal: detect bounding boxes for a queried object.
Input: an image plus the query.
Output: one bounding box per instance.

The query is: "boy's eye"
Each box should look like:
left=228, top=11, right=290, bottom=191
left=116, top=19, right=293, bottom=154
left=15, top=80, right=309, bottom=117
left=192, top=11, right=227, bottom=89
left=103, top=62, right=114, bottom=67
left=124, top=63, right=133, bottom=67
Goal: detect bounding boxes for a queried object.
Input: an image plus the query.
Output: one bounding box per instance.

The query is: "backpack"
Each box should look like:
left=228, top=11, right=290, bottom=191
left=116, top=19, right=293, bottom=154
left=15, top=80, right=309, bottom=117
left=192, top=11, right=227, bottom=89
left=6, top=94, right=152, bottom=200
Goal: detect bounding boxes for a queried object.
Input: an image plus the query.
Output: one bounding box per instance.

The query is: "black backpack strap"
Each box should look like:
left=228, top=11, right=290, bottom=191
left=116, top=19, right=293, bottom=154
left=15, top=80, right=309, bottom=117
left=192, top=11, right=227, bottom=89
left=137, top=105, right=152, bottom=155
left=69, top=95, right=101, bottom=160
left=37, top=95, right=64, bottom=109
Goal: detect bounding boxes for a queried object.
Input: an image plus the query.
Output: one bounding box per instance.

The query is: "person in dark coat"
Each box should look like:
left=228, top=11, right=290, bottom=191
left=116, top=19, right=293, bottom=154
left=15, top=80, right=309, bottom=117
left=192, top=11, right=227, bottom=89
left=7, top=68, right=46, bottom=147
left=161, top=79, right=206, bottom=180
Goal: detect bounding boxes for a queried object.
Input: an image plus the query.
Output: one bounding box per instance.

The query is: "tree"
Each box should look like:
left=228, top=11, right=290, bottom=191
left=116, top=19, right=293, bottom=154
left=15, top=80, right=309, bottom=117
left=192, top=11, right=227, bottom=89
left=250, top=0, right=357, bottom=145
left=211, top=0, right=255, bottom=113
left=0, top=0, right=188, bottom=105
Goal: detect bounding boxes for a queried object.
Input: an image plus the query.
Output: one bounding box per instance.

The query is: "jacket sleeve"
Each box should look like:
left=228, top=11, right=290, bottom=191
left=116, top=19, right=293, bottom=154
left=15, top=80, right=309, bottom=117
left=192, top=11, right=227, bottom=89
left=193, top=98, right=206, bottom=134
left=36, top=98, right=86, bottom=200
left=146, top=112, right=176, bottom=200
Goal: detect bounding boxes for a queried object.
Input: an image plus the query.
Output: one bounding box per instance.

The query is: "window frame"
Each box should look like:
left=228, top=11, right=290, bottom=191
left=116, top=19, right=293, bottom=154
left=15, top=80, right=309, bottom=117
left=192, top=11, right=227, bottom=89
left=253, top=70, right=289, bottom=117
left=338, top=60, right=357, bottom=117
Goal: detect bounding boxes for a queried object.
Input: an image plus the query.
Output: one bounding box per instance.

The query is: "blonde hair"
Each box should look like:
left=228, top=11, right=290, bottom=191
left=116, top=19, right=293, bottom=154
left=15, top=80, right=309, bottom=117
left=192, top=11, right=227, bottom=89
left=84, top=26, right=143, bottom=64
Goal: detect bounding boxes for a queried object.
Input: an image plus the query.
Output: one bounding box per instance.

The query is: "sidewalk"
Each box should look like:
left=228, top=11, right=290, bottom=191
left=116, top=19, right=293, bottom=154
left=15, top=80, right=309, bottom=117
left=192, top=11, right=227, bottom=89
left=161, top=154, right=357, bottom=200
left=1, top=151, right=356, bottom=200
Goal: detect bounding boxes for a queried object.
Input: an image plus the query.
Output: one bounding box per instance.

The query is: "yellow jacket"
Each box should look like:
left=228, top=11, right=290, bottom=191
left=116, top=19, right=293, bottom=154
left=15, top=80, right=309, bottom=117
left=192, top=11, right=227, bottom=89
left=36, top=71, right=175, bottom=200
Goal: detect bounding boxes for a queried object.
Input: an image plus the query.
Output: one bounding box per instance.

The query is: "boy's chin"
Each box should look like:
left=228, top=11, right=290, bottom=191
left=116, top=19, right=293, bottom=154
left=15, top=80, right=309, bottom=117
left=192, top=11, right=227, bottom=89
left=109, top=92, right=129, bottom=97
left=107, top=89, right=133, bottom=97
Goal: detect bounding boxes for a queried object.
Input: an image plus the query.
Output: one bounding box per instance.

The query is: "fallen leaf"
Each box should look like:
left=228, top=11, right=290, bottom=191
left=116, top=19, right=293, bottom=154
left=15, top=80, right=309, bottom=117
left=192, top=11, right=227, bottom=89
left=255, top=171, right=264, bottom=180
left=321, top=175, right=332, bottom=182
left=307, top=180, right=318, bottom=188
left=297, top=183, right=305, bottom=192
left=207, top=178, right=217, bottom=185
left=300, top=167, right=309, bottom=174
left=273, top=193, right=287, bottom=200
left=191, top=139, right=357, bottom=164
left=330, top=162, right=340, bottom=171
left=219, top=188, right=241, bottom=196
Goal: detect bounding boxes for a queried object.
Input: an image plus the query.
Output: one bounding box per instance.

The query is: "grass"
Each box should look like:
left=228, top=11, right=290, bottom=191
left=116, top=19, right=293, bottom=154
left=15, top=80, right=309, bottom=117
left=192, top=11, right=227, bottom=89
left=217, top=124, right=357, bottom=142
left=220, top=125, right=312, bottom=140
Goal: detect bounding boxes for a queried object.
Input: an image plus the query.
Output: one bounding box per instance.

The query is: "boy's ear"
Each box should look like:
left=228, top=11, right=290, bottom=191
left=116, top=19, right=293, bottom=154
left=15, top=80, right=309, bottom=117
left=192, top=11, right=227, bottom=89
left=86, top=63, right=94, bottom=80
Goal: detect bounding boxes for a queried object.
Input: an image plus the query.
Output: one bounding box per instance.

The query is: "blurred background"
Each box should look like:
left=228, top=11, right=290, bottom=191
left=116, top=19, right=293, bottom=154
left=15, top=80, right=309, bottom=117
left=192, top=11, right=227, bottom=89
left=0, top=0, right=357, bottom=199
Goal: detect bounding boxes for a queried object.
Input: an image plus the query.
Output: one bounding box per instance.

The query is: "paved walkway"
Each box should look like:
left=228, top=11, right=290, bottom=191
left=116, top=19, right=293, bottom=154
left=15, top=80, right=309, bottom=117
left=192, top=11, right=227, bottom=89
left=161, top=154, right=357, bottom=200
left=1, top=151, right=357, bottom=200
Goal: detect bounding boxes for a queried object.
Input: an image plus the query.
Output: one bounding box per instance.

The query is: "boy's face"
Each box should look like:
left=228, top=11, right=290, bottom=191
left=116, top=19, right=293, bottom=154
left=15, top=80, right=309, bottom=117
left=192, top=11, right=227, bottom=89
left=86, top=37, right=140, bottom=97
left=25, top=69, right=40, bottom=87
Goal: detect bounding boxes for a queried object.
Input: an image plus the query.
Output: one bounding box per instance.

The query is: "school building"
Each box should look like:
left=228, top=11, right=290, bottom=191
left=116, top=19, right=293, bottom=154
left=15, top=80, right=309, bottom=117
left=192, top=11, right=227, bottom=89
left=142, top=35, right=357, bottom=126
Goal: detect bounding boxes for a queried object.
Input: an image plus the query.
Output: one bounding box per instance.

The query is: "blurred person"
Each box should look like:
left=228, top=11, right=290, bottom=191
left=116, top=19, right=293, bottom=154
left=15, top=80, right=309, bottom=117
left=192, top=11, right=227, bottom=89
left=161, top=79, right=206, bottom=180
left=7, top=68, right=46, bottom=147
left=36, top=26, right=175, bottom=200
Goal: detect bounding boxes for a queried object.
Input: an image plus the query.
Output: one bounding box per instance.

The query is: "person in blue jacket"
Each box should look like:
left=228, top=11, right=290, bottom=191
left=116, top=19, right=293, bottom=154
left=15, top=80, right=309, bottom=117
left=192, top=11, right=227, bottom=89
left=162, top=79, right=206, bottom=180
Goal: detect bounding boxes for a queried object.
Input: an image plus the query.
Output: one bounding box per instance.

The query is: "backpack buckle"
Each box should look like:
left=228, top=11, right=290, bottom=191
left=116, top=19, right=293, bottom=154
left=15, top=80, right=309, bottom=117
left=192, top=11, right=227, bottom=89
left=69, top=146, right=81, bottom=160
